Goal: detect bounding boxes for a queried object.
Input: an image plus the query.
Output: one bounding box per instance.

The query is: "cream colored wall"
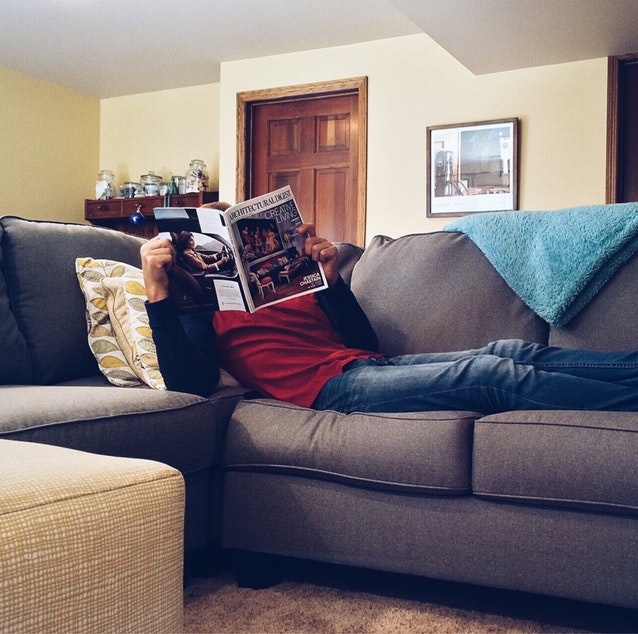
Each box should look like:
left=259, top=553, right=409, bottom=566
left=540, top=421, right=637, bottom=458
left=99, top=83, right=220, bottom=192
left=3, top=33, right=608, bottom=237
left=218, top=34, right=608, bottom=243
left=0, top=66, right=99, bottom=223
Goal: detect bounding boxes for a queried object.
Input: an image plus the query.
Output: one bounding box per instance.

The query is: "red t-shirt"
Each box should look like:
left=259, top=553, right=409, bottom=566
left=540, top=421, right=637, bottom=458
left=213, top=294, right=376, bottom=407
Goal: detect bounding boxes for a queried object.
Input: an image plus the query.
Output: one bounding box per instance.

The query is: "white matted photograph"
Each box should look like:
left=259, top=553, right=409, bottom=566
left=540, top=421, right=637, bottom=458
left=426, top=118, right=519, bottom=217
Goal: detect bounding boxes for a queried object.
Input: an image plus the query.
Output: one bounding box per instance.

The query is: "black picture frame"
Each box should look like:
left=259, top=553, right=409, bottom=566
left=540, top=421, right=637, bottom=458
left=426, top=118, right=519, bottom=217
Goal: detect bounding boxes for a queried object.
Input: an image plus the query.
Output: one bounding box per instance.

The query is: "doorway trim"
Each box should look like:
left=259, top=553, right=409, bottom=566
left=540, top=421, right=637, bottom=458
left=236, top=76, right=368, bottom=243
left=606, top=53, right=638, bottom=203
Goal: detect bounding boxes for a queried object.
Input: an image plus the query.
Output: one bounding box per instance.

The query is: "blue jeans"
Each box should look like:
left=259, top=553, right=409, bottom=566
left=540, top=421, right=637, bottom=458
left=312, top=339, right=638, bottom=414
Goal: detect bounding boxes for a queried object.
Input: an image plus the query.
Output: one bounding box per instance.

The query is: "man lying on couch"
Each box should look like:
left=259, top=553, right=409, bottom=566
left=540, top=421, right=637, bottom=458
left=141, top=225, right=638, bottom=414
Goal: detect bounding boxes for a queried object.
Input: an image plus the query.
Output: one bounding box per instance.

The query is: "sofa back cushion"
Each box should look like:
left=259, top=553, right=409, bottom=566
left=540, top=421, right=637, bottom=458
left=351, top=232, right=549, bottom=356
left=549, top=249, right=638, bottom=351
left=0, top=216, right=144, bottom=385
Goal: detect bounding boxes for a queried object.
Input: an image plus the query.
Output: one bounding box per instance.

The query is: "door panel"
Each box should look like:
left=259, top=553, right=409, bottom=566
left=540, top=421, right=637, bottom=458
left=317, top=112, right=350, bottom=152
left=268, top=171, right=302, bottom=198
left=316, top=167, right=350, bottom=242
left=268, top=118, right=301, bottom=156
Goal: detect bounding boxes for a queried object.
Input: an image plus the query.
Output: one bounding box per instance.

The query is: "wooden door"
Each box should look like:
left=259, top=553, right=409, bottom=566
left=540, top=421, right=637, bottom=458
left=237, top=78, right=367, bottom=246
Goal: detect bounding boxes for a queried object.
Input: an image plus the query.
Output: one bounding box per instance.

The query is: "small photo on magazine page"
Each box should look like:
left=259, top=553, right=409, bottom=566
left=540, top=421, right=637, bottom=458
left=234, top=216, right=313, bottom=308
left=154, top=207, right=244, bottom=313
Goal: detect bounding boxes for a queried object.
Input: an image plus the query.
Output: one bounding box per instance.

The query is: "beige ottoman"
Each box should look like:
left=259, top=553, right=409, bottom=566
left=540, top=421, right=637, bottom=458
left=0, top=439, right=185, bottom=633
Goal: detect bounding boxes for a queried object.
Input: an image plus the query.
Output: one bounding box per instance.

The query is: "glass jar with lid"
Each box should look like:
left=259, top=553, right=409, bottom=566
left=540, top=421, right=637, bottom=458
left=95, top=170, right=116, bottom=200
left=140, top=171, right=162, bottom=196
left=120, top=182, right=139, bottom=198
left=172, top=175, right=187, bottom=194
left=185, top=159, right=209, bottom=193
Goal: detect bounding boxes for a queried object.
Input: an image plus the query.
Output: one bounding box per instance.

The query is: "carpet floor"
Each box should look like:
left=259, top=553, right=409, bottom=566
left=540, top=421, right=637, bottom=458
left=183, top=562, right=638, bottom=633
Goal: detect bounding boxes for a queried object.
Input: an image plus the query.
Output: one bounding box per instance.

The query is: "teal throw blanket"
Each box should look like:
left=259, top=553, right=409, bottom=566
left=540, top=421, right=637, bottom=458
left=444, top=203, right=638, bottom=326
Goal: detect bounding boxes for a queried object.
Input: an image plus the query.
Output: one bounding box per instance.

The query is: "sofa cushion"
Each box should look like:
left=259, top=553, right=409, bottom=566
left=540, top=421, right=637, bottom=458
left=549, top=249, right=638, bottom=351
left=0, top=224, right=31, bottom=383
left=0, top=216, right=144, bottom=384
left=350, top=232, right=549, bottom=356
left=0, top=384, right=229, bottom=475
left=472, top=410, right=638, bottom=516
left=224, top=399, right=477, bottom=495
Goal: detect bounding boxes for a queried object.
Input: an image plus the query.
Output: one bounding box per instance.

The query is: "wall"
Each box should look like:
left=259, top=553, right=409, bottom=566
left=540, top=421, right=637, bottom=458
left=0, top=66, right=99, bottom=223
left=219, top=34, right=608, bottom=242
left=3, top=33, right=607, bottom=236
left=99, top=83, right=220, bottom=193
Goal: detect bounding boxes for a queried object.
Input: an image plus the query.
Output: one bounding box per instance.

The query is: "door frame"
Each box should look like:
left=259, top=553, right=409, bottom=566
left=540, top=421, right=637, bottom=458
left=236, top=76, right=368, bottom=245
left=606, top=53, right=638, bottom=203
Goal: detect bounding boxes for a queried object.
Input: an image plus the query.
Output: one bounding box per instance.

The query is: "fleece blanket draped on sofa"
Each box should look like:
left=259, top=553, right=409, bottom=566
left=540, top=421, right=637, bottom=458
left=444, top=203, right=638, bottom=326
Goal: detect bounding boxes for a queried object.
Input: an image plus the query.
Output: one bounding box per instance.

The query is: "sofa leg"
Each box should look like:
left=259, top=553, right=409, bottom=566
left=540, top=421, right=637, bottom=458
left=231, top=550, right=283, bottom=589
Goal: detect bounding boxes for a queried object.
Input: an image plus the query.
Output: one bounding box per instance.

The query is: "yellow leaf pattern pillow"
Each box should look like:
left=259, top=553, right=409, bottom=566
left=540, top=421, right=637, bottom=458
left=102, top=276, right=165, bottom=389
left=76, top=258, right=165, bottom=389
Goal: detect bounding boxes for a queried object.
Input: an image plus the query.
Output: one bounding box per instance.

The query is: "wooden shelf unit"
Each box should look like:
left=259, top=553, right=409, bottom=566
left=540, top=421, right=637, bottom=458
left=85, top=191, right=219, bottom=238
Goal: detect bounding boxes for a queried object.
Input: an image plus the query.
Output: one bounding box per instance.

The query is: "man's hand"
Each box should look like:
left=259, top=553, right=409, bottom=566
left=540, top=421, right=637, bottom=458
left=140, top=236, right=176, bottom=302
left=299, top=224, right=339, bottom=286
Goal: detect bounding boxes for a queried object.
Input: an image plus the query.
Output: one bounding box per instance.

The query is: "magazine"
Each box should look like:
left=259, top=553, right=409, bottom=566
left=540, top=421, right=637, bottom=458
left=153, top=185, right=328, bottom=313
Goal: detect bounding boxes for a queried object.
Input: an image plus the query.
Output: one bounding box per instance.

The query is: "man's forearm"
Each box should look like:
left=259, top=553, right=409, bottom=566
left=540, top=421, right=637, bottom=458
left=317, top=276, right=379, bottom=351
left=146, top=298, right=220, bottom=396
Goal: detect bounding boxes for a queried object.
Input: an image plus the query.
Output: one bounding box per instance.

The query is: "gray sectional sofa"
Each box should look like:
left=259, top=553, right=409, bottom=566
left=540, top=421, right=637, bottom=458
left=221, top=230, right=638, bottom=610
left=2, top=214, right=638, bottom=611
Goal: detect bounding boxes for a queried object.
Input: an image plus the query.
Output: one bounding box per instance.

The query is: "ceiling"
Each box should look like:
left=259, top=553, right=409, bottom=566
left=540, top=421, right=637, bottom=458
left=1, top=0, right=638, bottom=99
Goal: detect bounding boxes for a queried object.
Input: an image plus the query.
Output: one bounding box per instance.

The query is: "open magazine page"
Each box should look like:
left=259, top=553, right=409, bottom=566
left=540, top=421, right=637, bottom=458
left=224, top=186, right=328, bottom=312
left=154, top=207, right=248, bottom=314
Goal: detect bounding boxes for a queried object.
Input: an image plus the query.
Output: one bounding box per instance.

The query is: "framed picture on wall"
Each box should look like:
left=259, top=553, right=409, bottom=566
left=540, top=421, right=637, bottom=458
left=426, top=118, right=519, bottom=217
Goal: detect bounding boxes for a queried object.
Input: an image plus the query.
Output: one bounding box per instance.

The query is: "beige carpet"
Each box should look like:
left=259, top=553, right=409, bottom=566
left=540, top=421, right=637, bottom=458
left=183, top=573, right=566, bottom=633
left=183, top=565, right=636, bottom=633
